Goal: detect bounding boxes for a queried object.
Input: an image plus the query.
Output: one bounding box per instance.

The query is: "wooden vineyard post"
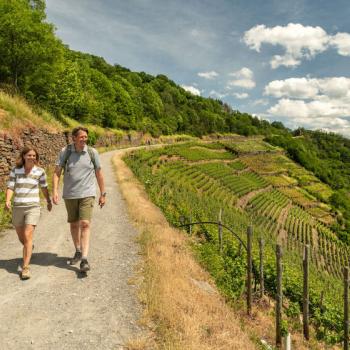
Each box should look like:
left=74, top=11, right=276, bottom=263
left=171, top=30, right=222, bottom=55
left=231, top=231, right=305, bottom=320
left=218, top=208, right=223, bottom=254
left=189, top=213, right=192, bottom=235
left=276, top=244, right=283, bottom=348
left=259, top=238, right=264, bottom=298
left=284, top=333, right=291, bottom=350
left=320, top=290, right=324, bottom=312
left=344, top=266, right=349, bottom=350
left=303, top=244, right=310, bottom=340
left=179, top=215, right=184, bottom=225
left=247, top=225, right=253, bottom=316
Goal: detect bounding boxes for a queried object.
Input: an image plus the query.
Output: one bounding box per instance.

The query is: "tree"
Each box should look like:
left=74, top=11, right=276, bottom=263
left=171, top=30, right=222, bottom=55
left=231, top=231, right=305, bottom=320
left=142, top=84, right=163, bottom=119
left=0, top=0, right=63, bottom=89
left=50, top=61, right=84, bottom=117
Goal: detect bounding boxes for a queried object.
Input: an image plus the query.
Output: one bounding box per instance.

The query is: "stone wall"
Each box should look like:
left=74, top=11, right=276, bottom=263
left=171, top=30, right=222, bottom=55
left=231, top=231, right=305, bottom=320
left=0, top=128, right=68, bottom=189
left=0, top=128, right=148, bottom=190
left=95, top=131, right=144, bottom=147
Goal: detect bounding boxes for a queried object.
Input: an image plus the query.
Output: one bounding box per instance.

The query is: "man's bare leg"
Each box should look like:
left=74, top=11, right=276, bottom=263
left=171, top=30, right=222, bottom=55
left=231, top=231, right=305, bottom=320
left=80, top=220, right=91, bottom=272
left=70, top=221, right=81, bottom=249
left=69, top=221, right=82, bottom=264
left=80, top=220, right=90, bottom=258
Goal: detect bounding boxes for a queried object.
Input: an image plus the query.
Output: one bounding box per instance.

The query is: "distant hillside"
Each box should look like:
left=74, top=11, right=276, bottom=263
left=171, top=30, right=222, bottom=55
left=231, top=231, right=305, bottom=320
left=266, top=129, right=350, bottom=243
left=124, top=139, right=347, bottom=345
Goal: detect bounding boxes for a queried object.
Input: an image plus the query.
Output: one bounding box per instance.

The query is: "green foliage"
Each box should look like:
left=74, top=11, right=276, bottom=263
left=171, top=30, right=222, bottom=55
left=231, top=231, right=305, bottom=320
left=266, top=131, right=350, bottom=242
left=0, top=0, right=63, bottom=92
left=0, top=192, right=11, bottom=230
left=125, top=141, right=350, bottom=345
left=50, top=61, right=84, bottom=116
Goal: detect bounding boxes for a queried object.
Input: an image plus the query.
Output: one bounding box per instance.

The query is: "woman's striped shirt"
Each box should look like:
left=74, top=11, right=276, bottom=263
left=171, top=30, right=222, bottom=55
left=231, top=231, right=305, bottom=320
left=7, top=166, right=48, bottom=207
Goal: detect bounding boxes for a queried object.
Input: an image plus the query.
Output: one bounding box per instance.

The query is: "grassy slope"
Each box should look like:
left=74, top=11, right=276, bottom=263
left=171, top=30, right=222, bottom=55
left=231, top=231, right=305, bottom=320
left=0, top=91, right=131, bottom=141
left=124, top=140, right=345, bottom=347
left=0, top=91, right=63, bottom=133
left=113, top=150, right=258, bottom=350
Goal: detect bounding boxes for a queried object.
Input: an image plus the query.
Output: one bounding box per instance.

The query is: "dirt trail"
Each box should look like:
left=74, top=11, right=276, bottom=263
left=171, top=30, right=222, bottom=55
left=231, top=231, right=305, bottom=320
left=0, top=150, right=144, bottom=350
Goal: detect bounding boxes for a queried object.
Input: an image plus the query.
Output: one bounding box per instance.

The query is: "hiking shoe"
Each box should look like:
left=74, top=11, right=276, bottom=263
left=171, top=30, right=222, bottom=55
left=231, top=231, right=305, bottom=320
left=21, top=266, right=31, bottom=280
left=80, top=259, right=90, bottom=272
left=69, top=251, right=82, bottom=265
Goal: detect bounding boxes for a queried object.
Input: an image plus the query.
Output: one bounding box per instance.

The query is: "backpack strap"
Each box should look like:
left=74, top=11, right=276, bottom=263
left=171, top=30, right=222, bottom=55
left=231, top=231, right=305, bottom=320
left=62, top=144, right=73, bottom=174
left=62, top=144, right=97, bottom=173
left=87, top=146, right=97, bottom=170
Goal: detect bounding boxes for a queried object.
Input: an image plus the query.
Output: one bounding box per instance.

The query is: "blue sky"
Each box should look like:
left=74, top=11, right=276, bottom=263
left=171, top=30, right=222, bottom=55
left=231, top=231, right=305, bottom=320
left=46, top=0, right=350, bottom=136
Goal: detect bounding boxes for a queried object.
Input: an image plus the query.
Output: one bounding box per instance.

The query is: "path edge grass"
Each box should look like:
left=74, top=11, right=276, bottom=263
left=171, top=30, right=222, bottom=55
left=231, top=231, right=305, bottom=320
left=112, top=149, right=258, bottom=350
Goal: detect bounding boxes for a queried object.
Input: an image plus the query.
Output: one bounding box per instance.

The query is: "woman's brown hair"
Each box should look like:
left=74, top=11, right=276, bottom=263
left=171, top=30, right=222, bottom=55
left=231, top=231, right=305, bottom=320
left=16, top=146, right=40, bottom=168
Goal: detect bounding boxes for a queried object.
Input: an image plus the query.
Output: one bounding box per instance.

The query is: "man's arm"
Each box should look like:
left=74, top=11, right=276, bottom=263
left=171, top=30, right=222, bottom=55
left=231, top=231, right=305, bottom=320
left=95, top=168, right=106, bottom=208
left=52, top=165, right=62, bottom=205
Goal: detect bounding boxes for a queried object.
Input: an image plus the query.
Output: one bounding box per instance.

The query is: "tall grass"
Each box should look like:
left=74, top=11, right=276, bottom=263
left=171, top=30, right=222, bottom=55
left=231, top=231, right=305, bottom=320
left=0, top=192, right=11, bottom=231
left=0, top=91, right=62, bottom=133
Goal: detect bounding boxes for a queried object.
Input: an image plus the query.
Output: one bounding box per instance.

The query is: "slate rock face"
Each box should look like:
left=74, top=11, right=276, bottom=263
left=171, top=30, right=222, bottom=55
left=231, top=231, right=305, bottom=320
left=0, top=128, right=145, bottom=189
left=0, top=129, right=67, bottom=189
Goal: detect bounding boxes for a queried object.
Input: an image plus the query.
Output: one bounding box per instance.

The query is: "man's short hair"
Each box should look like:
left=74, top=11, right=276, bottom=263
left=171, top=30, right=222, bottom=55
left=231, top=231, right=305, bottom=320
left=72, top=126, right=89, bottom=137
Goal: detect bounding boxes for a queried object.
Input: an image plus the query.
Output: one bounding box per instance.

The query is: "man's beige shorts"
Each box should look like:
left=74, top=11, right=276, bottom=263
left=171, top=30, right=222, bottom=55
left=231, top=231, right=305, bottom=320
left=64, top=197, right=95, bottom=223
left=12, top=206, right=41, bottom=227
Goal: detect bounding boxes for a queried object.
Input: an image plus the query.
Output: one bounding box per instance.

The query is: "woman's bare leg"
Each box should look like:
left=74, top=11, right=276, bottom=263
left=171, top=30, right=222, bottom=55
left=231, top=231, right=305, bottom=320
left=22, top=224, right=35, bottom=267
left=15, top=226, right=25, bottom=245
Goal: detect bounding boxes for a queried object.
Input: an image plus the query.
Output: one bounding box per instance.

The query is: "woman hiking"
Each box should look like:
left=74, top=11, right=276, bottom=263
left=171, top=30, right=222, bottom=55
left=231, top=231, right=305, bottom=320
left=5, top=146, right=52, bottom=280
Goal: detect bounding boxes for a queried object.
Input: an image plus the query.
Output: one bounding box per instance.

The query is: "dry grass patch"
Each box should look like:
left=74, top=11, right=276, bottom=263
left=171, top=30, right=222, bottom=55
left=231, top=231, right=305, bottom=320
left=0, top=91, right=63, bottom=133
left=236, top=296, right=341, bottom=350
left=113, top=150, right=257, bottom=350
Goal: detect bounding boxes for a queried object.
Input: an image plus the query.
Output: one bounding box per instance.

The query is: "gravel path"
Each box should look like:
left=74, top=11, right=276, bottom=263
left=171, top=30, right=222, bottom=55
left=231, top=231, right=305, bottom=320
left=0, top=150, right=144, bottom=350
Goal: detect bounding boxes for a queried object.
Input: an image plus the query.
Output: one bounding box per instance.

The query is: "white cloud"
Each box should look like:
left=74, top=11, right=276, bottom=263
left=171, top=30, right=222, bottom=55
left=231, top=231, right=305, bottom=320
left=198, top=71, right=218, bottom=79
left=229, top=67, right=254, bottom=79
left=264, top=77, right=350, bottom=100
left=253, top=99, right=268, bottom=106
left=243, top=23, right=350, bottom=68
left=270, top=54, right=301, bottom=69
left=265, top=76, right=350, bottom=137
left=268, top=98, right=350, bottom=119
left=181, top=85, right=201, bottom=96
left=209, top=90, right=227, bottom=99
left=318, top=77, right=350, bottom=98
left=228, top=79, right=256, bottom=89
left=267, top=98, right=350, bottom=136
left=227, top=67, right=256, bottom=89
left=233, top=92, right=249, bottom=99
left=264, top=78, right=319, bottom=99
left=330, top=32, right=350, bottom=56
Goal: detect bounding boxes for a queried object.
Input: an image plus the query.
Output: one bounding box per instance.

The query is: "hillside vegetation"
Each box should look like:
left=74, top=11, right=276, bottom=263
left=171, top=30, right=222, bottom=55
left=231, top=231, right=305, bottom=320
left=1, top=1, right=350, bottom=242
left=2, top=1, right=350, bottom=347
left=125, top=139, right=347, bottom=345
left=0, top=0, right=287, bottom=138
left=0, top=91, right=62, bottom=133
left=266, top=130, right=350, bottom=243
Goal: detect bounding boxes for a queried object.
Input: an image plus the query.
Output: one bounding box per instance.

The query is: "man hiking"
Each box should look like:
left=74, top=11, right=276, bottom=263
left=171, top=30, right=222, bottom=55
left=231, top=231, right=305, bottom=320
left=52, top=126, right=106, bottom=273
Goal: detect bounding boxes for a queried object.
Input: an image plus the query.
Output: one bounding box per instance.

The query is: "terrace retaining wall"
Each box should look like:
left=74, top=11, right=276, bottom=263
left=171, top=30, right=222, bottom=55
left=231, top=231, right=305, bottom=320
left=0, top=128, right=146, bottom=190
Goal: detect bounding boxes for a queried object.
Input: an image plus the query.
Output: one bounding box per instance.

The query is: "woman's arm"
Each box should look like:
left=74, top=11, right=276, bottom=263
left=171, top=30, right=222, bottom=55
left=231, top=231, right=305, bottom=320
left=41, top=187, right=52, bottom=212
left=5, top=188, right=13, bottom=210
